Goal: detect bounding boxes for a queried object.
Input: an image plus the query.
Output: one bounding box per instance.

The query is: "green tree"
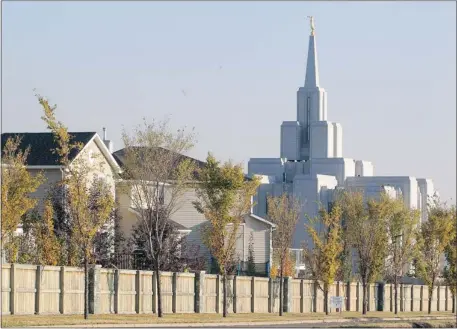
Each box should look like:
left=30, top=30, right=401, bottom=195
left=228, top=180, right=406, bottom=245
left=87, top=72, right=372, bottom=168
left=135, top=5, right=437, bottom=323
left=385, top=198, right=420, bottom=314
left=1, top=136, right=44, bottom=262
left=38, top=94, right=114, bottom=320
left=339, top=191, right=389, bottom=315
left=416, top=196, right=455, bottom=314
left=194, top=154, right=260, bottom=317
left=267, top=193, right=300, bottom=316
left=303, top=204, right=343, bottom=315
left=246, top=232, right=256, bottom=276
left=443, top=205, right=457, bottom=313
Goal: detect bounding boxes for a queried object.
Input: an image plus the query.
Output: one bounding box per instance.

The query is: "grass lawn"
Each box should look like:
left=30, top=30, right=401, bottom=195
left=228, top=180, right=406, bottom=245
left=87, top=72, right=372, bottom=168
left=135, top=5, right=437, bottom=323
left=2, top=311, right=455, bottom=328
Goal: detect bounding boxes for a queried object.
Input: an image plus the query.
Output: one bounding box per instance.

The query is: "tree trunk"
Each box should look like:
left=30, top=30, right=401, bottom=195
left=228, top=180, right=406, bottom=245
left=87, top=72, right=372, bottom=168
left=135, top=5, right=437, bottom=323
left=362, top=282, right=367, bottom=315
left=394, top=277, right=398, bottom=315
left=155, top=258, right=163, bottom=317
left=222, top=270, right=227, bottom=318
left=84, top=254, right=89, bottom=320
left=428, top=286, right=433, bottom=314
left=279, top=264, right=283, bottom=316
left=324, top=284, right=329, bottom=316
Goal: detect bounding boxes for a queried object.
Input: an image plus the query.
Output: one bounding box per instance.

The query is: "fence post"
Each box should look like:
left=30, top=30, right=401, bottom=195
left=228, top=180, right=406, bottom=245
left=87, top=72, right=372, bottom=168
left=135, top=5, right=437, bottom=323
left=194, top=271, right=205, bottom=313
left=135, top=270, right=142, bottom=314
left=283, top=277, right=292, bottom=313
left=420, top=285, right=423, bottom=312
left=172, top=272, right=177, bottom=313
left=10, top=263, right=16, bottom=315
left=233, top=275, right=237, bottom=313
left=35, top=265, right=43, bottom=315
left=152, top=271, right=157, bottom=314
left=89, top=265, right=101, bottom=314
left=59, top=266, right=65, bottom=314
left=114, top=269, right=120, bottom=314
left=410, top=285, right=414, bottom=312
left=251, top=276, right=255, bottom=313
left=215, top=274, right=220, bottom=314
left=268, top=277, right=273, bottom=313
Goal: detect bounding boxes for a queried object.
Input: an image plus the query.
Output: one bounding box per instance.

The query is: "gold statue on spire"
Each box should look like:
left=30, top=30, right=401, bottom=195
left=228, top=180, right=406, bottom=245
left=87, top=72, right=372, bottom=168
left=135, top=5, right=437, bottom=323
left=307, top=16, right=315, bottom=36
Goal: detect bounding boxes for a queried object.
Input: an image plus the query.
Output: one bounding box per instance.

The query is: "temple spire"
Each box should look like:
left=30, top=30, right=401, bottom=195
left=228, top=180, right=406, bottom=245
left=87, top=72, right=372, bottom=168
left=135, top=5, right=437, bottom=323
left=304, top=16, right=320, bottom=88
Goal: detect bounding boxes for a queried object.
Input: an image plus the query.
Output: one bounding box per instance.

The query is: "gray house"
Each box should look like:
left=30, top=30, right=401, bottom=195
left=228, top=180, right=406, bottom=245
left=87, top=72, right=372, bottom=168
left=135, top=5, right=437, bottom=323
left=112, top=147, right=275, bottom=275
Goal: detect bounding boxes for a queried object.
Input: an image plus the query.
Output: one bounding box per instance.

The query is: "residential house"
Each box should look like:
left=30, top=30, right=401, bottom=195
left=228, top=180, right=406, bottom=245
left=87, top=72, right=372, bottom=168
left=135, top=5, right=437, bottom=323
left=1, top=131, right=121, bottom=234
left=112, top=147, right=275, bottom=274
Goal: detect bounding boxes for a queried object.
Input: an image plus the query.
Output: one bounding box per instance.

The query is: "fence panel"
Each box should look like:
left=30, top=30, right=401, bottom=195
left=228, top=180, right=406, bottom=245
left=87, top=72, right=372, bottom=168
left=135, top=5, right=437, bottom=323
left=203, top=275, right=218, bottom=313
left=118, top=270, right=136, bottom=314
left=302, top=280, right=314, bottom=313
left=438, top=286, right=446, bottom=311
left=160, top=272, right=173, bottom=313
left=218, top=276, right=234, bottom=313
left=2, top=264, right=11, bottom=315
left=235, top=276, right=251, bottom=313
left=270, top=278, right=281, bottom=314
left=290, top=279, right=301, bottom=313
left=175, top=273, right=195, bottom=313
left=140, top=271, right=154, bottom=314
left=254, top=277, right=269, bottom=313
left=40, top=266, right=61, bottom=314
left=64, top=267, right=84, bottom=314
left=99, top=269, right=115, bottom=314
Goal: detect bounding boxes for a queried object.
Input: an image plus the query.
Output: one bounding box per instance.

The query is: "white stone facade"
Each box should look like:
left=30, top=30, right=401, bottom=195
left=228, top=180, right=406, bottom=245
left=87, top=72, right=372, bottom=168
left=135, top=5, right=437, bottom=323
left=248, top=24, right=436, bottom=248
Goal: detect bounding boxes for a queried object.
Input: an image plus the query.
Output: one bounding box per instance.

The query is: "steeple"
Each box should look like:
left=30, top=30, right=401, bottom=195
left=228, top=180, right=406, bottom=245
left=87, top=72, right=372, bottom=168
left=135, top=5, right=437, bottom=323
left=304, top=16, right=319, bottom=88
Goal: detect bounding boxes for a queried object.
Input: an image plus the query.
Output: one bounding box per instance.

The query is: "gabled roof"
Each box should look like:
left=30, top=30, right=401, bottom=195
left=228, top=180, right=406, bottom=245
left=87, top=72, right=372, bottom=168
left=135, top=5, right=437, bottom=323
left=113, top=146, right=206, bottom=180
left=113, top=146, right=252, bottom=182
left=1, top=132, right=96, bottom=166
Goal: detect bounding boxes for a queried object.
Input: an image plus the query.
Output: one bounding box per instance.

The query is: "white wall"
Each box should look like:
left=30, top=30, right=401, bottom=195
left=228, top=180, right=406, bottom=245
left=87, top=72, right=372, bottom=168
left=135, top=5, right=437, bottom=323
left=310, top=121, right=334, bottom=159
left=280, top=121, right=301, bottom=160
left=345, top=176, right=419, bottom=209
left=310, top=158, right=356, bottom=186
left=332, top=123, right=343, bottom=158
left=355, top=160, right=374, bottom=177
left=248, top=158, right=283, bottom=182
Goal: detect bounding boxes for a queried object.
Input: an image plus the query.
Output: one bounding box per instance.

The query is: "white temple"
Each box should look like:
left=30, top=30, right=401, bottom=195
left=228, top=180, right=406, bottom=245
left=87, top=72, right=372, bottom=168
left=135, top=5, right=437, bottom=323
left=248, top=17, right=435, bottom=248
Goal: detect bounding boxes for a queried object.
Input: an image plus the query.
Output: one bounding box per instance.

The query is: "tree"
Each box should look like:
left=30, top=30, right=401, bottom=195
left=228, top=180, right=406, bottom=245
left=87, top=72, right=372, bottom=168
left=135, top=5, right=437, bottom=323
left=385, top=198, right=420, bottom=314
left=131, top=217, right=206, bottom=272
left=266, top=193, right=300, bottom=316
left=339, top=191, right=389, bottom=315
left=303, top=204, right=343, bottom=315
left=120, top=118, right=197, bottom=318
left=246, top=232, right=256, bottom=276
left=443, top=205, right=457, bottom=313
left=33, top=199, right=61, bottom=266
left=193, top=154, right=260, bottom=317
left=38, top=94, right=114, bottom=319
left=416, top=196, right=455, bottom=314
left=1, top=136, right=44, bottom=262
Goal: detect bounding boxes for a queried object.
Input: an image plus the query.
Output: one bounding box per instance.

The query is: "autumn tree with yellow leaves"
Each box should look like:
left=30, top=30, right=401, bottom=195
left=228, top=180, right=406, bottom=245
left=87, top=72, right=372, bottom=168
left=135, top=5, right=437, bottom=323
left=267, top=193, right=300, bottom=316
left=194, top=154, right=260, bottom=318
left=37, top=94, right=114, bottom=320
left=1, top=136, right=44, bottom=262
left=416, top=195, right=455, bottom=314
left=303, top=204, right=343, bottom=315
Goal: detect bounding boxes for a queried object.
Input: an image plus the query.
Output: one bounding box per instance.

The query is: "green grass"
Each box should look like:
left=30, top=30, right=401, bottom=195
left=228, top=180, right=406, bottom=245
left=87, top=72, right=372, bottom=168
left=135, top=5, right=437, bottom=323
left=2, top=311, right=455, bottom=328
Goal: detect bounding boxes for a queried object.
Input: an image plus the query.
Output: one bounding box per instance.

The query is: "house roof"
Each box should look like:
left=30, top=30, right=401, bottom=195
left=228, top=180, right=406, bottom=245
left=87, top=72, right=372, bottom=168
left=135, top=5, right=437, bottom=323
left=1, top=132, right=96, bottom=166
left=113, top=147, right=207, bottom=181
left=113, top=146, right=252, bottom=181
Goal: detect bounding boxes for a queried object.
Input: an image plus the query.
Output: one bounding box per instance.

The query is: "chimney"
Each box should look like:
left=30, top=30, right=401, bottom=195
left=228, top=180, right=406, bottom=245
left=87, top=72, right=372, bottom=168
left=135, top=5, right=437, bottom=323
left=102, top=127, right=113, bottom=153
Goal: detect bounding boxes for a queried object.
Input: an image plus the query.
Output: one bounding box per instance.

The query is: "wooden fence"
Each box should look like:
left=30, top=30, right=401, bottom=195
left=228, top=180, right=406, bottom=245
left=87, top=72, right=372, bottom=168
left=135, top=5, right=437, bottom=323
left=1, top=263, right=455, bottom=315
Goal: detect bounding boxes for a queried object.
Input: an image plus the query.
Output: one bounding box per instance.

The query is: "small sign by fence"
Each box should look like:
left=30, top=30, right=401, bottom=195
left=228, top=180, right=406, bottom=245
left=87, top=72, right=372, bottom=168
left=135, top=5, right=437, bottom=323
left=330, top=296, right=344, bottom=310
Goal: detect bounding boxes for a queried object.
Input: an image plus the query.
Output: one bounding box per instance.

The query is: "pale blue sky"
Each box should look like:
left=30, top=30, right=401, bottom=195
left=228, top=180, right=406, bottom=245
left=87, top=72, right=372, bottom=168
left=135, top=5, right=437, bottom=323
left=2, top=1, right=456, bottom=202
